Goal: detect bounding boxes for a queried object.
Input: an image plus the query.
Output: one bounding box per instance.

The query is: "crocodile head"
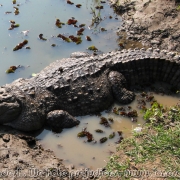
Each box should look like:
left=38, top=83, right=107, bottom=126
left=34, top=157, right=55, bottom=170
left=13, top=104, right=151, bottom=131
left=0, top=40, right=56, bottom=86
left=0, top=87, right=21, bottom=124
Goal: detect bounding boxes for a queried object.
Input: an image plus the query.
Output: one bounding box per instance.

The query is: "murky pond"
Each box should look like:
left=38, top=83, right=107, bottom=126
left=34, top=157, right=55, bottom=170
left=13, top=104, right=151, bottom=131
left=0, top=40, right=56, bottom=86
left=0, top=0, right=121, bottom=85
left=37, top=92, right=180, bottom=169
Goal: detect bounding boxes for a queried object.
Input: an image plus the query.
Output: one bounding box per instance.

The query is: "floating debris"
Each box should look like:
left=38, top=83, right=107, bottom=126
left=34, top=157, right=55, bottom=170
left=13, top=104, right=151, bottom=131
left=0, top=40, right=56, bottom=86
left=55, top=19, right=65, bottom=28
left=13, top=40, right=28, bottom=51
left=120, top=111, right=127, bottom=116
left=145, top=95, right=154, bottom=102
left=51, top=44, right=56, bottom=47
left=79, top=24, right=85, bottom=28
left=109, top=132, right=115, bottom=139
left=77, top=131, right=86, bottom=138
left=118, top=107, right=126, bottom=111
left=137, top=99, right=146, bottom=107
left=77, top=28, right=85, bottom=35
left=86, top=36, right=92, bottom=41
left=100, top=137, right=107, bottom=143
left=100, top=1, right=106, bottom=3
left=6, top=68, right=14, bottom=74
left=95, top=129, right=103, bottom=133
left=117, top=131, right=122, bottom=136
left=6, top=66, right=18, bottom=73
left=12, top=0, right=16, bottom=4
left=67, top=18, right=77, bottom=25
left=39, top=34, right=47, bottom=41
left=76, top=4, right=82, bottom=8
left=8, top=20, right=20, bottom=30
left=116, top=132, right=124, bottom=144
left=5, top=11, right=12, bottom=14
left=67, top=0, right=74, bottom=5
left=14, top=7, right=19, bottom=15
left=113, top=106, right=139, bottom=121
left=10, top=20, right=15, bottom=24
left=127, top=110, right=138, bottom=118
left=88, top=45, right=98, bottom=51
left=21, top=30, right=29, bottom=36
left=112, top=107, right=119, bottom=115
left=95, top=6, right=103, bottom=9
left=86, top=132, right=93, bottom=142
left=77, top=128, right=94, bottom=142
left=109, top=15, right=112, bottom=19
left=57, top=34, right=71, bottom=42
left=140, top=92, right=147, bottom=97
left=108, top=118, right=114, bottom=123
left=69, top=35, right=82, bottom=44
left=115, top=136, right=124, bottom=144
left=25, top=46, right=31, bottom=49
left=100, top=27, right=107, bottom=32
left=99, top=117, right=110, bottom=127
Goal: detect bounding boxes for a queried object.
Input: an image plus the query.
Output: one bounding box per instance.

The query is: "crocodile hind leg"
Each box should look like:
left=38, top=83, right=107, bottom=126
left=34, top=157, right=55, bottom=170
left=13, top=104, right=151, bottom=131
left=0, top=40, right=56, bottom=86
left=108, top=71, right=135, bottom=104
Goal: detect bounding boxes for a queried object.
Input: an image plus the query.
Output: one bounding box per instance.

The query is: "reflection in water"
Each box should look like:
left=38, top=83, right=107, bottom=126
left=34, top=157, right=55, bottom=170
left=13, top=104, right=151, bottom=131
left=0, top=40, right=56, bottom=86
left=37, top=93, right=180, bottom=169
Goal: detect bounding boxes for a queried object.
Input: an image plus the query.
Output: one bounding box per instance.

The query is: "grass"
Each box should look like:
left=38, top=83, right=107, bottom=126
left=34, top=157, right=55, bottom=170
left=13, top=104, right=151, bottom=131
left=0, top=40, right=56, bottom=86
left=177, top=5, right=180, bottom=11
left=105, top=102, right=180, bottom=179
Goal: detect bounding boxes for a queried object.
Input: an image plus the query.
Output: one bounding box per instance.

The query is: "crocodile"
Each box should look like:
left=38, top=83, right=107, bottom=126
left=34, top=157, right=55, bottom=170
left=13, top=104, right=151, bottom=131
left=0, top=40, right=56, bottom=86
left=0, top=48, right=179, bottom=131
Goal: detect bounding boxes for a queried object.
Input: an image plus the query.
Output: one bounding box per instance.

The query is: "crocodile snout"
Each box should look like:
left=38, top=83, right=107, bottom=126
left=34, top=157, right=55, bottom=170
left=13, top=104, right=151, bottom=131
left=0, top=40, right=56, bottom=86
left=0, top=88, right=21, bottom=124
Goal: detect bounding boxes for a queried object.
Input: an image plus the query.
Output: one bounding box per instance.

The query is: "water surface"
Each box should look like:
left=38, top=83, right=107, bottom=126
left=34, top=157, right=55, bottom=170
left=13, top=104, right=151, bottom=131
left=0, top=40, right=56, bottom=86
left=37, top=92, right=180, bottom=169
left=0, top=0, right=121, bottom=85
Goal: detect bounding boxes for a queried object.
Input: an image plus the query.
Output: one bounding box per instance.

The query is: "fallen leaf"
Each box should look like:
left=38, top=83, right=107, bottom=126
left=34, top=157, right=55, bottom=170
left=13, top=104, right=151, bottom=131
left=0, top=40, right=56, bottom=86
left=88, top=45, right=98, bottom=51
left=86, top=36, right=91, bottom=41
left=67, top=18, right=77, bottom=25
left=69, top=35, right=82, bottom=44
left=57, top=34, right=71, bottom=42
left=67, top=0, right=74, bottom=5
left=76, top=4, right=82, bottom=8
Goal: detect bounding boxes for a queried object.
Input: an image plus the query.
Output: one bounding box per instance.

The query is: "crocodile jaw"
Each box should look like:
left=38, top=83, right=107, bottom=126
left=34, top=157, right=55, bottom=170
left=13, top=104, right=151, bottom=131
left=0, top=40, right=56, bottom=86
left=0, top=87, right=21, bottom=124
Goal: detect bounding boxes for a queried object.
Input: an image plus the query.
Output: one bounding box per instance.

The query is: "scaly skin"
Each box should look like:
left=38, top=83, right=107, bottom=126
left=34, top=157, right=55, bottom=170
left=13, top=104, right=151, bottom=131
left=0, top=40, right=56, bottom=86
left=0, top=48, right=179, bottom=131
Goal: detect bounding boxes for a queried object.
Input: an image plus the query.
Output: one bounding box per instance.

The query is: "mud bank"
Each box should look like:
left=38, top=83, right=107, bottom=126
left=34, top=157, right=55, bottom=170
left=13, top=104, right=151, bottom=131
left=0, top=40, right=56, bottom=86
left=110, top=0, right=180, bottom=52
left=0, top=126, right=71, bottom=180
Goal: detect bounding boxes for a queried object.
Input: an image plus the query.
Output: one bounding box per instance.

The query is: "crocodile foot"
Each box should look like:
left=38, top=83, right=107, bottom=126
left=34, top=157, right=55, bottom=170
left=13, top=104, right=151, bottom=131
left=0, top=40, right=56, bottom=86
left=46, top=110, right=80, bottom=133
left=108, top=71, right=135, bottom=104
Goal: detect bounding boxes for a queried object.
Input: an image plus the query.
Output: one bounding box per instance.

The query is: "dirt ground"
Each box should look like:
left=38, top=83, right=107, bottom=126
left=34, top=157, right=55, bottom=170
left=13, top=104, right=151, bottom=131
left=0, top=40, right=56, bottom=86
left=0, top=1, right=180, bottom=180
left=110, top=0, right=180, bottom=52
left=0, top=126, right=70, bottom=180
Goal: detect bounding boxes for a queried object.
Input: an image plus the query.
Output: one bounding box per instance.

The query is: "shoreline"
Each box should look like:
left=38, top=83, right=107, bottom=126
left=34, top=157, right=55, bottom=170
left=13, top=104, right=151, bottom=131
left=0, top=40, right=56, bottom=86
left=110, top=0, right=180, bottom=52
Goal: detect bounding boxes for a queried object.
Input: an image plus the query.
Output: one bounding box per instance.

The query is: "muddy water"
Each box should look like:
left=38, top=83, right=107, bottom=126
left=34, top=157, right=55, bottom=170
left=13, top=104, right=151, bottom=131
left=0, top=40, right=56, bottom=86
left=0, top=0, right=121, bottom=85
left=37, top=93, right=180, bottom=169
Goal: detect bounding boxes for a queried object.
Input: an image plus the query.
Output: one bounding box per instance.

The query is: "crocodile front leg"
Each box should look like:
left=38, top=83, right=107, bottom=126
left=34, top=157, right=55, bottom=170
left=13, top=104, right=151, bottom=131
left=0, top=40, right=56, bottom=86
left=108, top=71, right=135, bottom=104
left=46, top=110, right=80, bottom=133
